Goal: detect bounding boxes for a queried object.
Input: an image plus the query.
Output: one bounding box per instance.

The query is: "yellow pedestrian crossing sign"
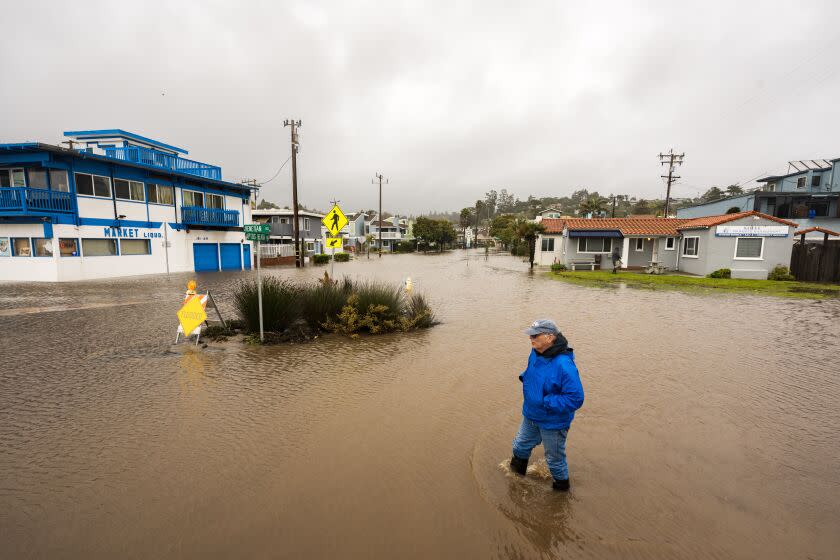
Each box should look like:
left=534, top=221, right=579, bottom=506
left=326, top=236, right=342, bottom=249
left=323, top=205, right=348, bottom=236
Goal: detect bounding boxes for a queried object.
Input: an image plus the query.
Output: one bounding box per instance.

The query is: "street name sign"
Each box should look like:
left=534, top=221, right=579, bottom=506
left=323, top=205, right=348, bottom=236
left=245, top=223, right=270, bottom=242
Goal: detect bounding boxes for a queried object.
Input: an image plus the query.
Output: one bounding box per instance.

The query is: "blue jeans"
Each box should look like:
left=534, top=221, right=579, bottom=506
left=512, top=416, right=570, bottom=481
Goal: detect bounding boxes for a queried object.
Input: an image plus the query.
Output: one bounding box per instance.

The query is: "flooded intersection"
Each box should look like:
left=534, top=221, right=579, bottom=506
left=1, top=251, right=839, bottom=559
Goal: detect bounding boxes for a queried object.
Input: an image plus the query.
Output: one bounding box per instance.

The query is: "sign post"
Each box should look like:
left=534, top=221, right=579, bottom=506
left=245, top=223, right=270, bottom=342
left=322, top=204, right=348, bottom=280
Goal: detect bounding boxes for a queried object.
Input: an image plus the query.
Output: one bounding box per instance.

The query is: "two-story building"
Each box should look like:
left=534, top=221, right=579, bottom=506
left=677, top=159, right=839, bottom=239
left=369, top=215, right=403, bottom=251
left=251, top=208, right=324, bottom=256
left=0, top=129, right=254, bottom=282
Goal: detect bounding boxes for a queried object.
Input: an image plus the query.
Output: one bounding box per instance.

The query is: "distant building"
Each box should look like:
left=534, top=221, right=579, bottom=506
left=0, top=129, right=253, bottom=281
left=677, top=159, right=839, bottom=239
left=252, top=208, right=323, bottom=255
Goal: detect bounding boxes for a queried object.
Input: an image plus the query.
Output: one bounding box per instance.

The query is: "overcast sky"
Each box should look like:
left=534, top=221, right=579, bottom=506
left=2, top=1, right=839, bottom=214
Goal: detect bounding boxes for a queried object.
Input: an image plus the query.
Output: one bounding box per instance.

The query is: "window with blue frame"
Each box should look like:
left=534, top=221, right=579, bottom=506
left=114, top=179, right=145, bottom=202
left=120, top=239, right=151, bottom=255
left=59, top=238, right=80, bottom=257
left=33, top=238, right=53, bottom=257
left=82, top=238, right=118, bottom=256
left=147, top=184, right=174, bottom=205
left=184, top=189, right=223, bottom=208
left=75, top=173, right=112, bottom=198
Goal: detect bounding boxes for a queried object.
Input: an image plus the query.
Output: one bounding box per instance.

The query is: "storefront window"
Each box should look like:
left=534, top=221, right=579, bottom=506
left=82, top=238, right=118, bottom=256
left=33, top=238, right=53, bottom=257
left=120, top=239, right=151, bottom=255
left=12, top=238, right=31, bottom=257
left=59, top=238, right=79, bottom=257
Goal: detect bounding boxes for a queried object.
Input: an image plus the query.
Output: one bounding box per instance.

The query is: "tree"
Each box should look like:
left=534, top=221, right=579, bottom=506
left=257, top=199, right=280, bottom=209
left=484, top=190, right=498, bottom=220
left=437, top=220, right=456, bottom=251
left=364, top=233, right=375, bottom=259
left=490, top=215, right=517, bottom=249
left=459, top=207, right=474, bottom=247
left=632, top=198, right=652, bottom=215
left=726, top=206, right=742, bottom=214
left=702, top=187, right=724, bottom=201
left=725, top=184, right=744, bottom=197
left=515, top=219, right=546, bottom=269
left=497, top=189, right=516, bottom=213
left=578, top=196, right=606, bottom=217
left=474, top=200, right=485, bottom=246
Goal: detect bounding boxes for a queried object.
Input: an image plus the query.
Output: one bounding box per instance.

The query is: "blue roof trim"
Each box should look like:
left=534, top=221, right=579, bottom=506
left=568, top=230, right=623, bottom=238
left=63, top=129, right=188, bottom=155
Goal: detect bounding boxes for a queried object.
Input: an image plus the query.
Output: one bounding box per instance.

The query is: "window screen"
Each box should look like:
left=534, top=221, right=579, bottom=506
left=735, top=237, right=763, bottom=259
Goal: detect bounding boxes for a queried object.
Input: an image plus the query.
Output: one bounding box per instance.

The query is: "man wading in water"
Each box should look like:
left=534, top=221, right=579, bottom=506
left=510, top=319, right=584, bottom=491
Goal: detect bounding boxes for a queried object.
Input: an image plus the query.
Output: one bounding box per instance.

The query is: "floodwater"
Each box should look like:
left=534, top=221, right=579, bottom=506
left=1, top=251, right=839, bottom=559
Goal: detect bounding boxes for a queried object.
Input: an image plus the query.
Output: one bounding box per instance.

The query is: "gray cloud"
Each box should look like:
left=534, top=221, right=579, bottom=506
left=2, top=0, right=839, bottom=214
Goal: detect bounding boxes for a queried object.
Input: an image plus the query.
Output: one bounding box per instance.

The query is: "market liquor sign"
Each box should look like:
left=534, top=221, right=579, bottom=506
left=244, top=223, right=270, bottom=242
left=103, top=227, right=162, bottom=238
left=715, top=225, right=789, bottom=237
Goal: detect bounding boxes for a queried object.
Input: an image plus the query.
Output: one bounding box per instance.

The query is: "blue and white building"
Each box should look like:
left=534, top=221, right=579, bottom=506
left=676, top=159, right=840, bottom=239
left=0, top=129, right=254, bottom=282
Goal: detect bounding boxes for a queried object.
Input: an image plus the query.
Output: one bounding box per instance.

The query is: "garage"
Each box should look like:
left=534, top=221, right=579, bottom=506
left=193, top=243, right=219, bottom=272
left=220, top=243, right=242, bottom=270
left=243, top=244, right=252, bottom=270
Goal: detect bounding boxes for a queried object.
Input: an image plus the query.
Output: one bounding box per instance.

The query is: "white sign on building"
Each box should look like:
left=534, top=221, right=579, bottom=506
left=715, top=225, right=789, bottom=237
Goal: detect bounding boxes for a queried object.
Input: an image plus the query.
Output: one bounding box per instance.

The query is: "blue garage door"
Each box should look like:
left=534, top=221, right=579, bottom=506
left=243, top=244, right=251, bottom=270
left=193, top=243, right=219, bottom=272
left=220, top=243, right=242, bottom=270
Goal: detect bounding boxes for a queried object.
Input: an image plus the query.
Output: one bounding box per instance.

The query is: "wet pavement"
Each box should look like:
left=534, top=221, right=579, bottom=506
left=1, top=250, right=839, bottom=559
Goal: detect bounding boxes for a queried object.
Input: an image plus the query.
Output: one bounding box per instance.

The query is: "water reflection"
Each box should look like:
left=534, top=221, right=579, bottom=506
left=1, top=251, right=839, bottom=559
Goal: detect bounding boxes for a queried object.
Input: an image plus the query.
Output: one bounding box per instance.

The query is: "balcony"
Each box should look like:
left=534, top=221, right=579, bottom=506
left=0, top=187, right=74, bottom=215
left=98, top=146, right=222, bottom=180
left=181, top=206, right=240, bottom=228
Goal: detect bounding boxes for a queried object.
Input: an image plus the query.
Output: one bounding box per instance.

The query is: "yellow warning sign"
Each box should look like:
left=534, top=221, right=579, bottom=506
left=326, top=236, right=342, bottom=249
left=322, top=205, right=348, bottom=236
left=177, top=296, right=207, bottom=335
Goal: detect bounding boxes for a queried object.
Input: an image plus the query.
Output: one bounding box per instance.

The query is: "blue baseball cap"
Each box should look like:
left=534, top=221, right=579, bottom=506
left=524, top=319, right=559, bottom=336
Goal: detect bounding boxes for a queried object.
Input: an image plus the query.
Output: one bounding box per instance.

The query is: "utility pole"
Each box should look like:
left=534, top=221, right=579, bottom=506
left=372, top=173, right=388, bottom=257
left=659, top=149, right=685, bottom=218
left=284, top=120, right=303, bottom=267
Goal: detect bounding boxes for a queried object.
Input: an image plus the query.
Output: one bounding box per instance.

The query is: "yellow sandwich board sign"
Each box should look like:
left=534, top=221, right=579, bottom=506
left=177, top=296, right=207, bottom=336
left=323, top=205, right=348, bottom=236
left=326, top=236, right=342, bottom=249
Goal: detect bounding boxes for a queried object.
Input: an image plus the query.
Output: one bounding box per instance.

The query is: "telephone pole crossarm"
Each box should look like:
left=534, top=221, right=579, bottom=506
left=658, top=149, right=685, bottom=218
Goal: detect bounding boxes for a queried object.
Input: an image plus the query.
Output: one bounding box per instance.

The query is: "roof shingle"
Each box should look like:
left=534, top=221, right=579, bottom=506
left=678, top=211, right=798, bottom=230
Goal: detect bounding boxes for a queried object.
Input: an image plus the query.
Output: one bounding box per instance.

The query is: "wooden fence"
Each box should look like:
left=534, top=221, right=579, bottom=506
left=790, top=240, right=840, bottom=282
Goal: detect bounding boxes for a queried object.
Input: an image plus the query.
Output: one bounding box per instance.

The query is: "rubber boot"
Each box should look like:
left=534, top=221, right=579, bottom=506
left=510, top=456, right=528, bottom=476
left=552, top=478, right=570, bottom=491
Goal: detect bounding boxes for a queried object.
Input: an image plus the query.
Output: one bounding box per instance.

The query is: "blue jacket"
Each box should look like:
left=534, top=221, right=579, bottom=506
left=519, top=349, right=584, bottom=429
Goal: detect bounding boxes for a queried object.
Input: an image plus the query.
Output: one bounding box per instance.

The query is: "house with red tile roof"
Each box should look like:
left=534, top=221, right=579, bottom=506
left=535, top=211, right=798, bottom=279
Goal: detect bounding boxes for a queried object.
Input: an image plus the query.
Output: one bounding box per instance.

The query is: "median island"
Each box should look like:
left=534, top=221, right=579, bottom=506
left=548, top=269, right=840, bottom=299
left=207, top=276, right=437, bottom=344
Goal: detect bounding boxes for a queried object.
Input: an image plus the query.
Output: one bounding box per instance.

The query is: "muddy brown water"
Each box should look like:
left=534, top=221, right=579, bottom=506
left=1, top=251, right=839, bottom=559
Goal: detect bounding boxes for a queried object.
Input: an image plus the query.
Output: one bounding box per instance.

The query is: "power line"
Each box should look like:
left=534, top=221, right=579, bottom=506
left=259, top=155, right=292, bottom=184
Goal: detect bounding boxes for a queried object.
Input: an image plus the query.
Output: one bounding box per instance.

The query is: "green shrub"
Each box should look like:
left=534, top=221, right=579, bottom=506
left=550, top=263, right=567, bottom=272
left=404, top=292, right=436, bottom=329
left=707, top=268, right=731, bottom=279
left=233, top=277, right=300, bottom=333
left=312, top=254, right=331, bottom=265
left=768, top=265, right=795, bottom=281
left=394, top=241, right=416, bottom=253
left=333, top=252, right=350, bottom=262
left=300, top=282, right=349, bottom=328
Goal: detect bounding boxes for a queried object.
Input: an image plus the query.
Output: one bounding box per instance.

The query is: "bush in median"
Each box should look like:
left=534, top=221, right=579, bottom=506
left=334, top=252, right=350, bottom=262
left=312, top=254, right=331, bottom=265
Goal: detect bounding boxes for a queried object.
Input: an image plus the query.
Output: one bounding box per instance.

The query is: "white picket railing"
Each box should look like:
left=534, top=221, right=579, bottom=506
left=259, top=244, right=295, bottom=258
